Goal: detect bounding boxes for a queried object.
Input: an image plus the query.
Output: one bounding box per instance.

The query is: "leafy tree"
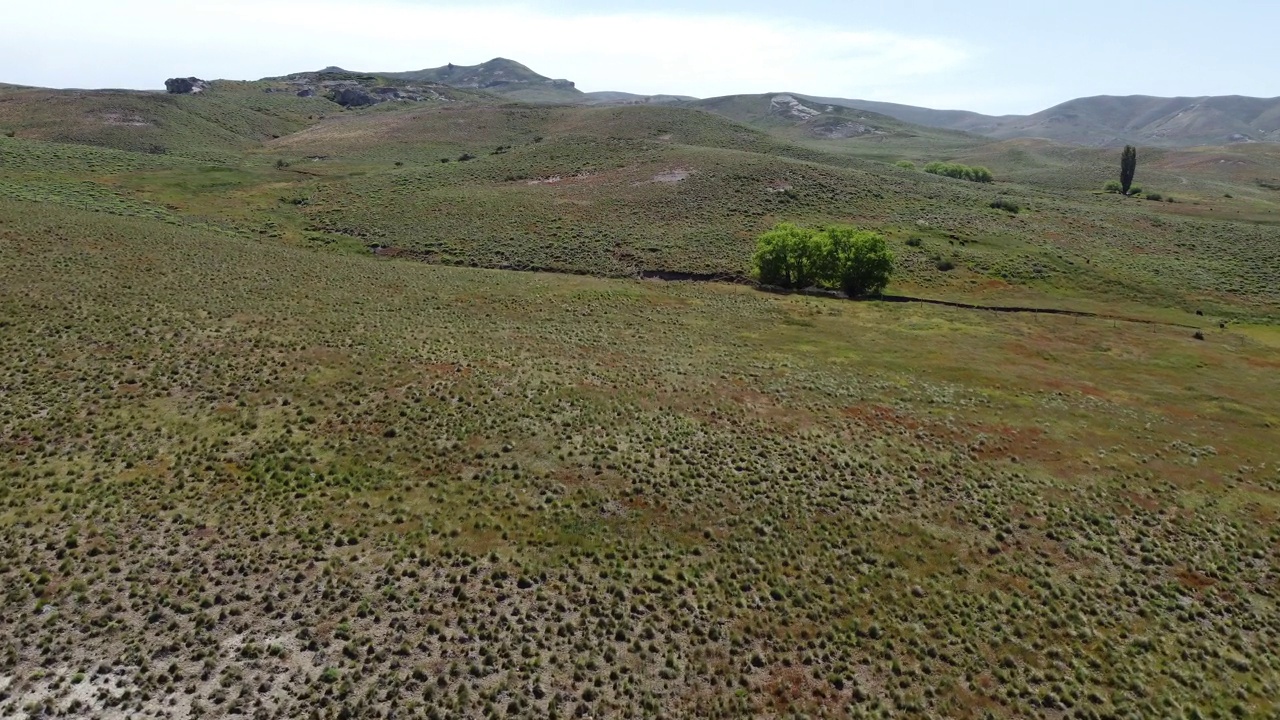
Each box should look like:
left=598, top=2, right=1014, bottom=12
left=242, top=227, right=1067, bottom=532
left=751, top=224, right=894, bottom=296
left=824, top=226, right=894, bottom=297
left=752, top=223, right=824, bottom=289
left=1120, top=145, right=1138, bottom=195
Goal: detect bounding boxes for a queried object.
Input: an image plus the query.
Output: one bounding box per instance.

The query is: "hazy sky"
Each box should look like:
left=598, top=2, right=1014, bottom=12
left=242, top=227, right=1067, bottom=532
left=4, top=0, right=1277, bottom=114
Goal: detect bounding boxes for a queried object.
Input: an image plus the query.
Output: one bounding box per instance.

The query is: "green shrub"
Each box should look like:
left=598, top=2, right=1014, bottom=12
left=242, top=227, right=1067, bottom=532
left=1103, top=180, right=1123, bottom=193
left=825, top=226, right=894, bottom=297
left=751, top=223, right=893, bottom=296
left=989, top=197, right=1020, bottom=213
left=1144, top=192, right=1162, bottom=201
left=751, top=223, right=824, bottom=289
left=905, top=237, right=923, bottom=248
left=895, top=160, right=916, bottom=170
left=1128, top=185, right=1142, bottom=196
left=924, top=162, right=993, bottom=183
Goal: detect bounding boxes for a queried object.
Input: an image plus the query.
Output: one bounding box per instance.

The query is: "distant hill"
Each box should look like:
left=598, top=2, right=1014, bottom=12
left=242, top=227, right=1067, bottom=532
left=377, top=58, right=583, bottom=104
left=795, top=95, right=1012, bottom=135
left=583, top=91, right=696, bottom=106
left=984, top=95, right=1280, bottom=147
left=686, top=93, right=973, bottom=143
left=287, top=59, right=1280, bottom=146
left=807, top=93, right=1280, bottom=148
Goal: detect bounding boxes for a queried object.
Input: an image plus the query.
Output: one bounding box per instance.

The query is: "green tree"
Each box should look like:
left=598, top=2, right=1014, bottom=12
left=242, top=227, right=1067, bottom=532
left=752, top=223, right=824, bottom=289
left=823, top=226, right=895, bottom=297
left=1120, top=145, right=1138, bottom=195
left=924, top=162, right=993, bottom=183
left=752, top=224, right=895, bottom=296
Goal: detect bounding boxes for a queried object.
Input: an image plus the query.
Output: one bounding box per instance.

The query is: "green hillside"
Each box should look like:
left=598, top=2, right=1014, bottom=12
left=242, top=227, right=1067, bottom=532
left=379, top=57, right=585, bottom=104
left=2, top=72, right=1280, bottom=720
left=0, top=82, right=336, bottom=160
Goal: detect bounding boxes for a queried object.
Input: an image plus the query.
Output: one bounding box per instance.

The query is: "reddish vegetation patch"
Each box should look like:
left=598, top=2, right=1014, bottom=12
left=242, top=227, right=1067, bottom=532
left=1123, top=491, right=1161, bottom=512
left=1244, top=355, right=1280, bottom=369
left=1176, top=568, right=1216, bottom=591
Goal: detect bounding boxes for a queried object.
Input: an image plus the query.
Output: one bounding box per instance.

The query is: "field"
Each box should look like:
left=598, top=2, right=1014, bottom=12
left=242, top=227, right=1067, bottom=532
left=1, top=80, right=1279, bottom=720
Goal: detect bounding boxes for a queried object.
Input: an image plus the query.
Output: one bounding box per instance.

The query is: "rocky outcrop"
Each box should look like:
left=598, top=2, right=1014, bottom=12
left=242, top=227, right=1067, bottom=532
left=164, top=77, right=208, bottom=94
left=328, top=87, right=379, bottom=107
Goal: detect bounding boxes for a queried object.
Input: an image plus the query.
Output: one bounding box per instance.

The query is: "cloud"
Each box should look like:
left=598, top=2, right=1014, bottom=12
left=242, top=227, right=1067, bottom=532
left=1, top=0, right=970, bottom=100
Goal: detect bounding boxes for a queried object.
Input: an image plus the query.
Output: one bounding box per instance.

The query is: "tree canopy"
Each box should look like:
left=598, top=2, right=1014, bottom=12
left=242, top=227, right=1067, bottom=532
left=1121, top=145, right=1138, bottom=195
left=752, top=223, right=894, bottom=297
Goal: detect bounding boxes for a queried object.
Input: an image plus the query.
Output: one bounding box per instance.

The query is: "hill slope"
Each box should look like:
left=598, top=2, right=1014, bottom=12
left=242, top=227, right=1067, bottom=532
left=987, top=94, right=1280, bottom=147
left=813, top=93, right=1280, bottom=147
left=686, top=93, right=970, bottom=143
left=378, top=57, right=584, bottom=104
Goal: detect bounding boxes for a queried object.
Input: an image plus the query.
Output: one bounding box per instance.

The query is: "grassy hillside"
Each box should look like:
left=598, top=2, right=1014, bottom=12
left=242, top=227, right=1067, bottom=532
left=0, top=82, right=337, bottom=160
left=5, top=90, right=1279, bottom=318
left=988, top=95, right=1280, bottom=147
left=2, top=79, right=1280, bottom=718
left=255, top=102, right=1280, bottom=317
left=3, top=189, right=1279, bottom=719
left=380, top=58, right=585, bottom=104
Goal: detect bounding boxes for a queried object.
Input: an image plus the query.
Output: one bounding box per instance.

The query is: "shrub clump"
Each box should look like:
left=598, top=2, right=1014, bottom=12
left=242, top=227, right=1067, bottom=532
left=924, top=162, right=993, bottom=183
left=752, top=223, right=893, bottom=297
left=1103, top=180, right=1123, bottom=193
left=990, top=197, right=1020, bottom=213
left=1144, top=192, right=1163, bottom=201
left=895, top=160, right=916, bottom=170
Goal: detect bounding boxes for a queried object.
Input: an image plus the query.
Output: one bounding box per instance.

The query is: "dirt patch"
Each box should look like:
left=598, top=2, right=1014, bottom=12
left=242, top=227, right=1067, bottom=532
left=95, top=111, right=151, bottom=127
left=651, top=169, right=692, bottom=183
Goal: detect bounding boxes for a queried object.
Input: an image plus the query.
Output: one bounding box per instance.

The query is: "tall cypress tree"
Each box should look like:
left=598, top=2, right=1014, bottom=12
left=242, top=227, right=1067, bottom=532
left=1120, top=145, right=1138, bottom=195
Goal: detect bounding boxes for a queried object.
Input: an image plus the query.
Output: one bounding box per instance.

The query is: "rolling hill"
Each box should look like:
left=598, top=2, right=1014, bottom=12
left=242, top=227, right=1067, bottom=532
left=4, top=55, right=1280, bottom=720
left=985, top=94, right=1280, bottom=147
left=807, top=93, right=1280, bottom=148
left=377, top=57, right=584, bottom=104
left=134, top=56, right=1276, bottom=148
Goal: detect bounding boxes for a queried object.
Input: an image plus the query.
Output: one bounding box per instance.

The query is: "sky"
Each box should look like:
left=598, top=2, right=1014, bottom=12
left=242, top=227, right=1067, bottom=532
left=3, top=0, right=1277, bottom=115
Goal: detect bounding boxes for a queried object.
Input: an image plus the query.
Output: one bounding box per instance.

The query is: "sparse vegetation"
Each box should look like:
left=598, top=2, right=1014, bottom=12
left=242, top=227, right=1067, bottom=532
left=0, top=72, right=1278, bottom=720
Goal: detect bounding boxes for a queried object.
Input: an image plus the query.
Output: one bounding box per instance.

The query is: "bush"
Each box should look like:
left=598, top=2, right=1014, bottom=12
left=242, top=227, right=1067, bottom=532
left=3, top=130, right=14, bottom=138
left=1128, top=185, right=1142, bottom=196
left=990, top=197, right=1020, bottom=213
left=752, top=223, right=825, bottom=290
left=895, top=160, right=916, bottom=170
left=1144, top=192, right=1162, bottom=201
left=905, top=237, right=923, bottom=248
left=1103, top=180, right=1123, bottom=193
left=751, top=223, right=893, bottom=297
left=825, top=227, right=894, bottom=297
left=924, top=162, right=993, bottom=183
left=934, top=256, right=956, bottom=272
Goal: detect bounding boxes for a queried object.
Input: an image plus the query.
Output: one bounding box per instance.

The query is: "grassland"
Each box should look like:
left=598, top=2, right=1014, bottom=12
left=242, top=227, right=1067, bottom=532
left=1, top=81, right=1279, bottom=719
